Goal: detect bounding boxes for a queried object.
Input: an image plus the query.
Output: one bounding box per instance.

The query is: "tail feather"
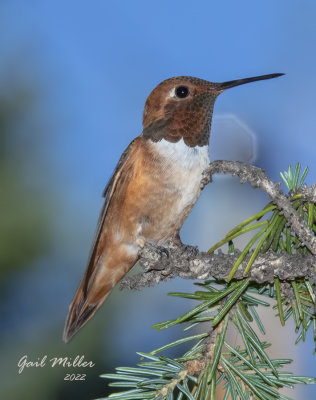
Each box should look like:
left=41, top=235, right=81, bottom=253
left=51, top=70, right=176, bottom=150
left=63, top=252, right=138, bottom=342
left=63, top=260, right=114, bottom=342
left=63, top=283, right=107, bottom=343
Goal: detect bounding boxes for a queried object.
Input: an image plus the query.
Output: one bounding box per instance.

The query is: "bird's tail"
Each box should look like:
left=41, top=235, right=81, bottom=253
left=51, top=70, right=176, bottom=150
left=63, top=255, right=136, bottom=343
left=63, top=279, right=110, bottom=343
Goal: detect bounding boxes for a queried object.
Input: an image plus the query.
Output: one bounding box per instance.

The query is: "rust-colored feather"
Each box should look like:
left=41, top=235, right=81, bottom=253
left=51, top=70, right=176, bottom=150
left=63, top=140, right=140, bottom=342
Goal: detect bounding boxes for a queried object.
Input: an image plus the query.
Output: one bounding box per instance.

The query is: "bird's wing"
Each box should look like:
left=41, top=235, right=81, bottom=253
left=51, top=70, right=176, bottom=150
left=83, top=137, right=138, bottom=293
left=63, top=137, right=139, bottom=342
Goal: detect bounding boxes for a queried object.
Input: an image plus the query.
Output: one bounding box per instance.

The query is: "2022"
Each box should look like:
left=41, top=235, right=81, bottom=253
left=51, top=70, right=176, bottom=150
left=64, top=373, right=86, bottom=381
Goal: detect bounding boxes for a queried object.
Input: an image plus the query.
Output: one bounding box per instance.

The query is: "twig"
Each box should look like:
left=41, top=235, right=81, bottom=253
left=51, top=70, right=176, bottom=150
left=186, top=317, right=227, bottom=377
left=297, top=184, right=316, bottom=203
left=120, top=245, right=316, bottom=290
left=203, top=161, right=316, bottom=254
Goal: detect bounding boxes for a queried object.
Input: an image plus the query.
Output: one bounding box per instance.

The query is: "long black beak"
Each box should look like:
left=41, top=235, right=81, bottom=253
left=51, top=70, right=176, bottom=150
left=218, top=73, right=284, bottom=90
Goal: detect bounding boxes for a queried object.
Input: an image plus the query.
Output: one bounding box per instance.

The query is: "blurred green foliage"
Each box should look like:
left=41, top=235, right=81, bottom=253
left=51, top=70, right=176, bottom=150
left=0, top=83, right=53, bottom=276
left=0, top=71, right=113, bottom=400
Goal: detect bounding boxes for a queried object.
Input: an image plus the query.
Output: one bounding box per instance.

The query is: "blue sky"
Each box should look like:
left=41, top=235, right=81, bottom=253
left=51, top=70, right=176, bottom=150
left=2, top=1, right=316, bottom=182
left=1, top=1, right=316, bottom=398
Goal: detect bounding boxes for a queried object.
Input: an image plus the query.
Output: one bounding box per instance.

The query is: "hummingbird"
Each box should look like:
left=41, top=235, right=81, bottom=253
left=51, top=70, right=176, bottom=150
left=63, top=72, right=283, bottom=342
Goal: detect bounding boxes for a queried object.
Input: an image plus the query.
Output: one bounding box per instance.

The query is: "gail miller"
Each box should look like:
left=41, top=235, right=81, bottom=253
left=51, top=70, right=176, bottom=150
left=18, top=355, right=95, bottom=374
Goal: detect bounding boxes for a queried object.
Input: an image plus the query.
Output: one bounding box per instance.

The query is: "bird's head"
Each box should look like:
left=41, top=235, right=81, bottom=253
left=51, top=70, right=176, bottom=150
left=142, top=73, right=283, bottom=147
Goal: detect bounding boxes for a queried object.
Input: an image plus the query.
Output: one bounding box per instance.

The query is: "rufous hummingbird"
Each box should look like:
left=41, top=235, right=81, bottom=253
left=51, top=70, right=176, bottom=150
left=63, top=73, right=283, bottom=342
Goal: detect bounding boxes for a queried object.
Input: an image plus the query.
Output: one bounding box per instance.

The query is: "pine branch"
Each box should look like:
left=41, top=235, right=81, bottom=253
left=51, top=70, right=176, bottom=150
left=203, top=161, right=316, bottom=254
left=101, top=280, right=316, bottom=399
left=120, top=246, right=316, bottom=290
left=102, top=163, right=316, bottom=399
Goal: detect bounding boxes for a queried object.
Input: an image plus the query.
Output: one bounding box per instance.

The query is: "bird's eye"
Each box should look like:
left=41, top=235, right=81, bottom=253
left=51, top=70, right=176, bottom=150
left=175, top=86, right=190, bottom=98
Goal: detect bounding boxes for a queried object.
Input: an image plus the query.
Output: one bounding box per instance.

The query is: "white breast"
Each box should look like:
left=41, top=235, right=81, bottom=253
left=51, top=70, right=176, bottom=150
left=150, top=138, right=210, bottom=215
left=152, top=138, right=210, bottom=170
